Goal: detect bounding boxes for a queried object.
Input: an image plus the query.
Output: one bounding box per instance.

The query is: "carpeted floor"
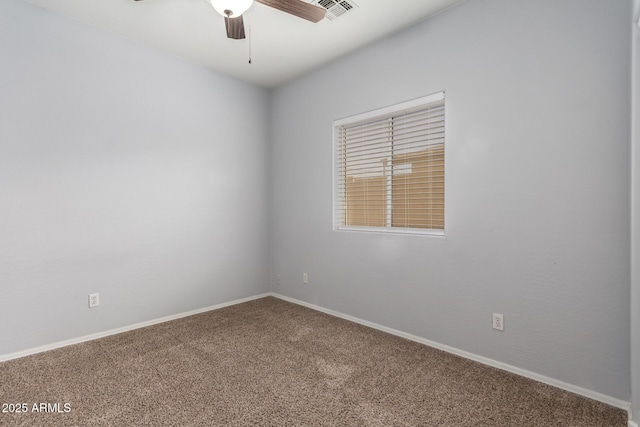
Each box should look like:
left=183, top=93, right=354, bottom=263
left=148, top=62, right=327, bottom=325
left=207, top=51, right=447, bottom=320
left=0, top=297, right=628, bottom=426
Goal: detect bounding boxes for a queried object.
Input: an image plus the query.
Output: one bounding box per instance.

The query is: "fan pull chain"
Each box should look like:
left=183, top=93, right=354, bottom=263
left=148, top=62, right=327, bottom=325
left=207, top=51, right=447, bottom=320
left=248, top=23, right=252, bottom=64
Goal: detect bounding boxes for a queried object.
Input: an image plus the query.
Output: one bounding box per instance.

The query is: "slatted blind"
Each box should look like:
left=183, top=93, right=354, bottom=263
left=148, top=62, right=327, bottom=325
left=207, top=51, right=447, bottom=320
left=334, top=92, right=445, bottom=233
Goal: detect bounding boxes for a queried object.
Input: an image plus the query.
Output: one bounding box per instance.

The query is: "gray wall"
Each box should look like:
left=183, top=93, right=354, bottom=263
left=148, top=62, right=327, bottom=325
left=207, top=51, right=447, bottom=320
left=0, top=0, right=270, bottom=356
left=269, top=0, right=631, bottom=400
left=632, top=0, right=640, bottom=421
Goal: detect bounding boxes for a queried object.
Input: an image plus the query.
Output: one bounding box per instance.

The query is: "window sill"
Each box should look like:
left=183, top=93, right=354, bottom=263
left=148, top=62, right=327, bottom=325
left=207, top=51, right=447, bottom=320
left=334, top=226, right=445, bottom=237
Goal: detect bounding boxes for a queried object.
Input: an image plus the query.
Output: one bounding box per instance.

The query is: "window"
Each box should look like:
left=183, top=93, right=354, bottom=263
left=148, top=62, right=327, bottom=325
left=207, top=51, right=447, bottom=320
left=333, top=92, right=445, bottom=235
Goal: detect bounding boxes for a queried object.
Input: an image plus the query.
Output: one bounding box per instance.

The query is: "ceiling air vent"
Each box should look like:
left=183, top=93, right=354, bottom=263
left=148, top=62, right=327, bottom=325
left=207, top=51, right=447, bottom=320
left=312, top=0, right=358, bottom=21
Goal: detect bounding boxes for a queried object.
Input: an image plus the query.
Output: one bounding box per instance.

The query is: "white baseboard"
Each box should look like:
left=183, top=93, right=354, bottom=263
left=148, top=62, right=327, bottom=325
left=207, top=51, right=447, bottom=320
left=0, top=293, right=271, bottom=363
left=630, top=421, right=638, bottom=427
left=271, top=293, right=631, bottom=414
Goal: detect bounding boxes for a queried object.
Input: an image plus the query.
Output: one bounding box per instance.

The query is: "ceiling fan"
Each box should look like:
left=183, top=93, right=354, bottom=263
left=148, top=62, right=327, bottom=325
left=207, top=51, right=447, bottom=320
left=134, top=0, right=326, bottom=40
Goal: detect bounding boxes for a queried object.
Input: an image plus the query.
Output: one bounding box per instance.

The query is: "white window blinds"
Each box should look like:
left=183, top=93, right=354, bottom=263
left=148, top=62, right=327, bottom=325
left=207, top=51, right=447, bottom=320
left=334, top=92, right=445, bottom=234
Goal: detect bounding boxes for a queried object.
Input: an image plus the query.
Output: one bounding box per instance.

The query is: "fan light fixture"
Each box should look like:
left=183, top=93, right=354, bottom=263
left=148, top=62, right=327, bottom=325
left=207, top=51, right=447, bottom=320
left=208, top=0, right=254, bottom=18
left=135, top=0, right=325, bottom=41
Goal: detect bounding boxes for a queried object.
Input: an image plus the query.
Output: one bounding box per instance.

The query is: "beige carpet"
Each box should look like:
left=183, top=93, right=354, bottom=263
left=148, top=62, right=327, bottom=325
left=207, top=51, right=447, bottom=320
left=0, top=297, right=627, bottom=426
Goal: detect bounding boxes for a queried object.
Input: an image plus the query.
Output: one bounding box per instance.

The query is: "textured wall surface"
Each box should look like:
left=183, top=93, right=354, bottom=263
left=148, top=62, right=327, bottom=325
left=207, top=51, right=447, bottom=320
left=269, top=0, right=631, bottom=400
left=0, top=0, right=270, bottom=355
left=632, top=0, right=640, bottom=421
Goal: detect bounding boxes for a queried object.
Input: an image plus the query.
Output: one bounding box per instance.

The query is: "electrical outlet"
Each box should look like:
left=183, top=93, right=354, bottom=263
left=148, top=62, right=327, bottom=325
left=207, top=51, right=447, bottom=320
left=276, top=274, right=282, bottom=286
left=492, top=313, right=504, bottom=331
left=89, top=293, right=100, bottom=308
left=303, top=273, right=308, bottom=284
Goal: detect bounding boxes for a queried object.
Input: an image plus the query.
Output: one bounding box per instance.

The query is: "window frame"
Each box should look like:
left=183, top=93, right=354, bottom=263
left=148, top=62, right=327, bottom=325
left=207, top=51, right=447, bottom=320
left=332, top=91, right=445, bottom=236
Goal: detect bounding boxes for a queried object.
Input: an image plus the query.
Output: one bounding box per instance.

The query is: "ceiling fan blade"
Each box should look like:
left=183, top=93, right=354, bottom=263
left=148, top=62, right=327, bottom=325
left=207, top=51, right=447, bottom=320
left=255, top=0, right=326, bottom=23
left=225, top=15, right=246, bottom=39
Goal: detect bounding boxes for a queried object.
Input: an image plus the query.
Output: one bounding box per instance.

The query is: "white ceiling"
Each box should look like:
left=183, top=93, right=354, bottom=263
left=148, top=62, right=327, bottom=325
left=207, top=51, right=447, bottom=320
left=21, top=0, right=465, bottom=88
